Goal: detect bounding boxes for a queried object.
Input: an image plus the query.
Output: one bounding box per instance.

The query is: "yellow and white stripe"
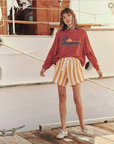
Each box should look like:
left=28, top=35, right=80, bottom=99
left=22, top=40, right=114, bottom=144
left=52, top=57, right=85, bottom=87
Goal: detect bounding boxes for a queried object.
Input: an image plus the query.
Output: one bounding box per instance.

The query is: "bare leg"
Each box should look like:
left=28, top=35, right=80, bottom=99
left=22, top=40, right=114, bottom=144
left=57, top=84, right=67, bottom=132
left=72, top=83, right=85, bottom=130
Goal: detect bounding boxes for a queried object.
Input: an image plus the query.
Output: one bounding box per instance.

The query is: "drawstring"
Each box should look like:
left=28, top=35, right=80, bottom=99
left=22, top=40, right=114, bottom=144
left=61, top=57, right=74, bottom=71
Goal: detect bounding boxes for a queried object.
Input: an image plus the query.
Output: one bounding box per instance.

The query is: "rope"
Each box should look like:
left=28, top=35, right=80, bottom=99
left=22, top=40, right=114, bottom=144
left=86, top=78, right=114, bottom=91
left=1, top=42, right=114, bottom=92
left=0, top=5, right=112, bottom=16
left=2, top=43, right=46, bottom=63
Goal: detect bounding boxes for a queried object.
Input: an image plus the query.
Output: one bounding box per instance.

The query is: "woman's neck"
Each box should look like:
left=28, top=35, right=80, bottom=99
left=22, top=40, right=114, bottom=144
left=67, top=24, right=74, bottom=29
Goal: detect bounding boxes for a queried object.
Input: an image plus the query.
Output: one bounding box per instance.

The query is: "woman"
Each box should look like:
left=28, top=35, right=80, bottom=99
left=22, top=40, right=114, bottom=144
left=40, top=7, right=103, bottom=139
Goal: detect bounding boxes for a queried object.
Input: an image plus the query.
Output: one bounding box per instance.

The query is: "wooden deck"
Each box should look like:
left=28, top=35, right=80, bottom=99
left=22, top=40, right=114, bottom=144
left=0, top=121, right=114, bottom=144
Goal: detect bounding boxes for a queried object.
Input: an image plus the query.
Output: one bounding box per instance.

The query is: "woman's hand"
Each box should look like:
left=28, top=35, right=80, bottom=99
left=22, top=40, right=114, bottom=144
left=97, top=70, right=103, bottom=79
left=40, top=68, right=46, bottom=77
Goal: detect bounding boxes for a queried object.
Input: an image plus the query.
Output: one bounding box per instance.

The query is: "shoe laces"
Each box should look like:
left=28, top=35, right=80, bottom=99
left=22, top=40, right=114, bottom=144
left=60, top=129, right=66, bottom=134
left=84, top=127, right=93, bottom=134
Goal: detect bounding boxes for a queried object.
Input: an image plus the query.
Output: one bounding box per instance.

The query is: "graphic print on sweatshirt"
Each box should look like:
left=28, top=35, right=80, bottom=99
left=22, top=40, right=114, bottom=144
left=61, top=35, right=81, bottom=48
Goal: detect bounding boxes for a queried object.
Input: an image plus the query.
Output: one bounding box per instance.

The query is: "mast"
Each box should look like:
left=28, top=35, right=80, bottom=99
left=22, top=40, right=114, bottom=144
left=12, top=0, right=15, bottom=34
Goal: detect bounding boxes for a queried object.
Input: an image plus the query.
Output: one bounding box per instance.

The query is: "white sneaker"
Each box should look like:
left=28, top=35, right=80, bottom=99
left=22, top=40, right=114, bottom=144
left=56, top=129, right=68, bottom=139
left=80, top=126, right=94, bottom=137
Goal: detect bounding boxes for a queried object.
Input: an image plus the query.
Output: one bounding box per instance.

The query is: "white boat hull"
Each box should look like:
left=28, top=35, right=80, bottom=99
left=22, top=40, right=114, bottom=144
left=1, top=78, right=114, bottom=132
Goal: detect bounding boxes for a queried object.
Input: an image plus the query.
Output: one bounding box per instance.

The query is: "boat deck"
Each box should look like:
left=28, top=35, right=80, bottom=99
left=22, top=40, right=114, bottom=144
left=0, top=121, right=114, bottom=144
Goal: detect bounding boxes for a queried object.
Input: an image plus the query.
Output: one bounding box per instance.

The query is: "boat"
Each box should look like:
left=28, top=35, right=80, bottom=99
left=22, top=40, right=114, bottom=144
left=0, top=0, right=114, bottom=143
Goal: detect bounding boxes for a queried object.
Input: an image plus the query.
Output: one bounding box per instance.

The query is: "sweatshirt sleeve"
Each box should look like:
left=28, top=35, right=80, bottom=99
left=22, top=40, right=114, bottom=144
left=83, top=30, right=100, bottom=71
left=42, top=32, right=59, bottom=71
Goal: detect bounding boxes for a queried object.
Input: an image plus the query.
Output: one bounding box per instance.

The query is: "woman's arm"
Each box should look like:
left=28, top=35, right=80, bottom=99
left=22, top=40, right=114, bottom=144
left=83, top=30, right=100, bottom=71
left=42, top=32, right=59, bottom=71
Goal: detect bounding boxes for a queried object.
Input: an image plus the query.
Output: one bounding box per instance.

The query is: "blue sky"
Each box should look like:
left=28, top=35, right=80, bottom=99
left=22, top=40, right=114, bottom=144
left=7, top=0, right=114, bottom=28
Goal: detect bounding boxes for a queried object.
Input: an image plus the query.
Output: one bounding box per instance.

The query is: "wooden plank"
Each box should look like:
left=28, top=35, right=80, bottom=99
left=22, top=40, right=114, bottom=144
left=5, top=20, right=53, bottom=25
left=33, top=130, right=65, bottom=144
left=0, top=140, right=4, bottom=144
left=28, top=130, right=61, bottom=144
left=66, top=124, right=114, bottom=144
left=7, top=122, right=114, bottom=144
left=94, top=135, right=114, bottom=144
left=3, top=20, right=101, bottom=26
left=92, top=122, right=114, bottom=133
left=109, top=122, right=114, bottom=126
left=0, top=134, right=32, bottom=144
left=17, top=130, right=37, bottom=139
left=18, top=128, right=89, bottom=144
left=17, top=130, right=62, bottom=144
left=17, top=130, right=47, bottom=144
left=0, top=0, right=8, bottom=35
left=84, top=125, right=114, bottom=136
left=87, top=125, right=114, bottom=143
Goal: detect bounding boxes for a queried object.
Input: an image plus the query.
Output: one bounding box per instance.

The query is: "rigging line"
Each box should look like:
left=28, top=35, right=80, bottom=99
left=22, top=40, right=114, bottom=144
left=0, top=6, right=111, bottom=16
left=1, top=42, right=114, bottom=92
left=86, top=78, right=114, bottom=91
left=1, top=43, right=45, bottom=63
left=74, top=10, right=111, bottom=15
left=74, top=10, right=95, bottom=15
left=95, top=13, right=112, bottom=15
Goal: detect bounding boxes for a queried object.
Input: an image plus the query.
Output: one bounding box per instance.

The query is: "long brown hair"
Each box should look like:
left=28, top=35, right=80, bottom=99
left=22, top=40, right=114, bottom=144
left=57, top=7, right=81, bottom=32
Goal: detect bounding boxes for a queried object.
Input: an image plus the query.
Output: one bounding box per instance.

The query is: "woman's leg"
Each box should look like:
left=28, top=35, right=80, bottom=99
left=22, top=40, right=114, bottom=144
left=57, top=84, right=67, bottom=132
left=72, top=83, right=85, bottom=130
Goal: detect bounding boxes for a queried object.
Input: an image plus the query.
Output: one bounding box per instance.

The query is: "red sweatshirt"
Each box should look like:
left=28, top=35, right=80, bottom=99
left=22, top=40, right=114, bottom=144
left=42, top=28, right=100, bottom=71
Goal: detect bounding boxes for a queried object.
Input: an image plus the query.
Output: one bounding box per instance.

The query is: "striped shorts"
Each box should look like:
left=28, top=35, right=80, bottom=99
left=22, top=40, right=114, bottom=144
left=52, top=57, right=85, bottom=87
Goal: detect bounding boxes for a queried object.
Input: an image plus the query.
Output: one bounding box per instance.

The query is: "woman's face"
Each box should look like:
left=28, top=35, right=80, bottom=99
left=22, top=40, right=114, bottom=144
left=62, top=12, right=73, bottom=27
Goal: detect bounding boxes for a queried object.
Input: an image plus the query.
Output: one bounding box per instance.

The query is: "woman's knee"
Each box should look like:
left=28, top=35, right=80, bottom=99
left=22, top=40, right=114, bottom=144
left=73, top=97, right=82, bottom=105
left=57, top=85, right=67, bottom=102
left=59, top=93, right=67, bottom=102
left=72, top=83, right=82, bottom=104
